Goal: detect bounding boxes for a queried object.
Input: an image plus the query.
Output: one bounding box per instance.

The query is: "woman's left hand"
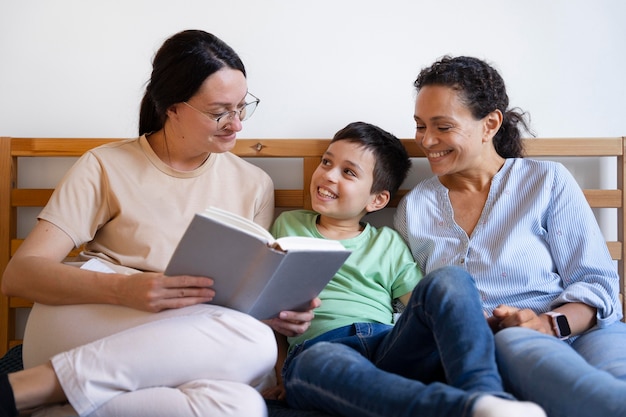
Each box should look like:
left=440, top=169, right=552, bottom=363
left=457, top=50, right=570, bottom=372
left=493, top=302, right=597, bottom=337
left=263, top=297, right=321, bottom=337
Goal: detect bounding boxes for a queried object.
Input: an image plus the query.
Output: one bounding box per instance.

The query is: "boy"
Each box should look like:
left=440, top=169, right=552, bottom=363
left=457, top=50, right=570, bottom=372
left=265, top=122, right=545, bottom=417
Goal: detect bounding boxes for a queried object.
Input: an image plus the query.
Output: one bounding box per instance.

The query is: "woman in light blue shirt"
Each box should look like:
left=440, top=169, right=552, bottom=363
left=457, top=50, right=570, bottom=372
left=395, top=55, right=626, bottom=417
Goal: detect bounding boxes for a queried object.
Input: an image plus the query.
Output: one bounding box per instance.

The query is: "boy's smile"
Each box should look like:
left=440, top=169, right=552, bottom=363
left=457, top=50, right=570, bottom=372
left=316, top=186, right=338, bottom=200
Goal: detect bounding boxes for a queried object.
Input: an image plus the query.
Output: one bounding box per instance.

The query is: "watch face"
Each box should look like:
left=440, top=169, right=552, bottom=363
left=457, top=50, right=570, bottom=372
left=556, top=315, right=572, bottom=337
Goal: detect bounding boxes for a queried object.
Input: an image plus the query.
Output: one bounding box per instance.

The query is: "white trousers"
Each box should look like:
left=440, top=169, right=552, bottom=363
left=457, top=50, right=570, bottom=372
left=23, top=303, right=276, bottom=417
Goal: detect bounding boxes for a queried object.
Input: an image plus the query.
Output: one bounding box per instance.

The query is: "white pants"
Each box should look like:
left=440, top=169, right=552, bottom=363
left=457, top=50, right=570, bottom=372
left=23, top=303, right=276, bottom=417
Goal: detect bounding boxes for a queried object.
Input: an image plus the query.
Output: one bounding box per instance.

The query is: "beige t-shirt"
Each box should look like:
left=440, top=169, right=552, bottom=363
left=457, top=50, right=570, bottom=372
left=39, top=135, right=274, bottom=272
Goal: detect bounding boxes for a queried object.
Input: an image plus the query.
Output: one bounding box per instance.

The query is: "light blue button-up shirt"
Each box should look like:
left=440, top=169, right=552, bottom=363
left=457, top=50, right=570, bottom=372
left=395, top=158, right=622, bottom=327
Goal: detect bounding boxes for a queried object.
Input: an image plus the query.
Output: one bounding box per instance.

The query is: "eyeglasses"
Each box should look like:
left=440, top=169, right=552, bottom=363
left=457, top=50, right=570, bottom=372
left=183, top=92, right=260, bottom=130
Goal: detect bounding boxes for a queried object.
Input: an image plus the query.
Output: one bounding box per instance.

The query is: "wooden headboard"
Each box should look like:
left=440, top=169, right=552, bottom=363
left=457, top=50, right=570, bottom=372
left=1, top=136, right=624, bottom=354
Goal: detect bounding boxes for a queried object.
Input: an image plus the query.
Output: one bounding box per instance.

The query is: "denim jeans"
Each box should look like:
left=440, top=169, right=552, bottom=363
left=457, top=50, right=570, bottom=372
left=283, top=266, right=509, bottom=417
left=496, top=323, right=626, bottom=417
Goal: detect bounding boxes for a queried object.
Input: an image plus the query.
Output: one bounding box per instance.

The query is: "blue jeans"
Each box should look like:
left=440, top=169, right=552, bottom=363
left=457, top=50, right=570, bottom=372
left=496, top=323, right=626, bottom=417
left=283, top=266, right=510, bottom=417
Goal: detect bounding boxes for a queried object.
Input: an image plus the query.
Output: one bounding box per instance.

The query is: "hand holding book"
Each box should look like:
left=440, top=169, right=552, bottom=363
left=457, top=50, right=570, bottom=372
left=165, top=207, right=351, bottom=319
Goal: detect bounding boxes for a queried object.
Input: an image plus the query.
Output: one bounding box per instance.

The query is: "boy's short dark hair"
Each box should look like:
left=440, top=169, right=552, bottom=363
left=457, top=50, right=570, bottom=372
left=331, top=122, right=411, bottom=198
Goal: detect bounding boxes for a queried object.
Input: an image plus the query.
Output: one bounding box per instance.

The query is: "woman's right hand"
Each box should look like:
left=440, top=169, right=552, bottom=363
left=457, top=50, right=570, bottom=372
left=117, top=272, right=216, bottom=312
left=3, top=220, right=217, bottom=311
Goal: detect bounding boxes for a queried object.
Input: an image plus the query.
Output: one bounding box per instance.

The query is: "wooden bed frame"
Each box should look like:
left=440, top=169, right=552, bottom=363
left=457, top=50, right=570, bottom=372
left=1, top=136, right=625, bottom=355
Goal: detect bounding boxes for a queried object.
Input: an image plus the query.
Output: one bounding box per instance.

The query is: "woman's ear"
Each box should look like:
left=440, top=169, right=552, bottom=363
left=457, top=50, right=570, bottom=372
left=165, top=103, right=181, bottom=120
left=483, top=109, right=503, bottom=142
left=366, top=190, right=391, bottom=213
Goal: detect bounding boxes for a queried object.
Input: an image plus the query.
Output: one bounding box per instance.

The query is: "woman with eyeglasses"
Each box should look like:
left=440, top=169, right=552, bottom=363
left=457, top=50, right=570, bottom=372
left=0, top=29, right=317, bottom=417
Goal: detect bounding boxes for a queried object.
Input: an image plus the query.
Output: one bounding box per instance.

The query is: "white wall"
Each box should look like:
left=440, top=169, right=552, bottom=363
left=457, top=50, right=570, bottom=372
left=1, top=0, right=625, bottom=139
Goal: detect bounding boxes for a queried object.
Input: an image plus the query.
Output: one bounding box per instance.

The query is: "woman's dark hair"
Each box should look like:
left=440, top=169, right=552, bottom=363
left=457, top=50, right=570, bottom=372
left=139, top=30, right=246, bottom=135
left=414, top=56, right=533, bottom=158
left=331, top=122, right=411, bottom=199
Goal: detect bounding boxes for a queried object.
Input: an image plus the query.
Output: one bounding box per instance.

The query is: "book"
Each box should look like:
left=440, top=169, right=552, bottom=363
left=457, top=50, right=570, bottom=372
left=164, top=206, right=352, bottom=320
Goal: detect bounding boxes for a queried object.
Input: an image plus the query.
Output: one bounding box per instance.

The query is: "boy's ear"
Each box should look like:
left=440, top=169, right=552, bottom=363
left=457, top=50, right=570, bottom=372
left=366, top=190, right=391, bottom=213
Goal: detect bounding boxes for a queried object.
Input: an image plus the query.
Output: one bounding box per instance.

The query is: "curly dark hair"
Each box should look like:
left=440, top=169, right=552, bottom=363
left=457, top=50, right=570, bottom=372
left=414, top=56, right=533, bottom=158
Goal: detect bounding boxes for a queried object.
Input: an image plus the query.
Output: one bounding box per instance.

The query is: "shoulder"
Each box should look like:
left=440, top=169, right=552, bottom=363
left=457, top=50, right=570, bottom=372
left=79, top=137, right=150, bottom=171
left=399, top=176, right=442, bottom=213
left=207, top=152, right=273, bottom=193
left=221, top=152, right=269, bottom=174
left=364, top=223, right=408, bottom=247
left=508, top=157, right=562, bottom=172
left=271, top=210, right=317, bottom=238
left=87, top=137, right=142, bottom=157
left=275, top=209, right=316, bottom=224
left=60, top=139, right=142, bottom=179
left=505, top=158, right=575, bottom=186
left=359, top=225, right=418, bottom=281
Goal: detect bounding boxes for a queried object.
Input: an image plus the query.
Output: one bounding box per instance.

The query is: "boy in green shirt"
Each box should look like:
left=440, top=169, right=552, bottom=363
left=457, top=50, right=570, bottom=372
left=264, top=122, right=545, bottom=417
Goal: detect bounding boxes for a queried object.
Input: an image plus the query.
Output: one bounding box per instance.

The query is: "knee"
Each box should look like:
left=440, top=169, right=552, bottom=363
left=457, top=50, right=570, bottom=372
left=424, top=265, right=473, bottom=287
left=416, top=265, right=476, bottom=301
left=292, top=342, right=334, bottom=374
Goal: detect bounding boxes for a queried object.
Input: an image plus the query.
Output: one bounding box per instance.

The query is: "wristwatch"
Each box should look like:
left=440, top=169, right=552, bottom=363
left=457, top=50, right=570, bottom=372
left=545, top=312, right=572, bottom=340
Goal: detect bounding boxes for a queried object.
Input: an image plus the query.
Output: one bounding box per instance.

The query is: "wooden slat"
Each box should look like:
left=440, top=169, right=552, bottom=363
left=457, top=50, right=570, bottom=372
left=10, top=138, right=123, bottom=156
left=302, top=157, right=319, bottom=210
left=233, top=139, right=331, bottom=157
left=9, top=137, right=624, bottom=158
left=608, top=242, right=623, bottom=260
left=0, top=137, right=13, bottom=355
left=584, top=190, right=622, bottom=208
left=12, top=189, right=54, bottom=207
left=10, top=240, right=20, bottom=256
left=8, top=297, right=32, bottom=308
left=274, top=190, right=304, bottom=208
left=524, top=137, right=623, bottom=156
left=10, top=138, right=334, bottom=158
left=618, top=137, right=625, bottom=311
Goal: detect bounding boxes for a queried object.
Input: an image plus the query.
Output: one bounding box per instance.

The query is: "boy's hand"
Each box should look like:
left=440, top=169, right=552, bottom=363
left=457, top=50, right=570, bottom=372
left=262, top=383, right=286, bottom=401
left=263, top=298, right=321, bottom=337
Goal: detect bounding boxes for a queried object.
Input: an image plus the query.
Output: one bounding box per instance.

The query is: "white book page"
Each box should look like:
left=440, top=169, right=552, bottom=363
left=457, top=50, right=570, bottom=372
left=80, top=258, right=116, bottom=273
left=200, top=206, right=274, bottom=243
left=273, top=236, right=346, bottom=251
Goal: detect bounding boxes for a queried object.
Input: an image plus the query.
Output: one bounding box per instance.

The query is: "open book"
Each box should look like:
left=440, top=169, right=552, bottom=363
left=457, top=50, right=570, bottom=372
left=165, top=207, right=351, bottom=320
